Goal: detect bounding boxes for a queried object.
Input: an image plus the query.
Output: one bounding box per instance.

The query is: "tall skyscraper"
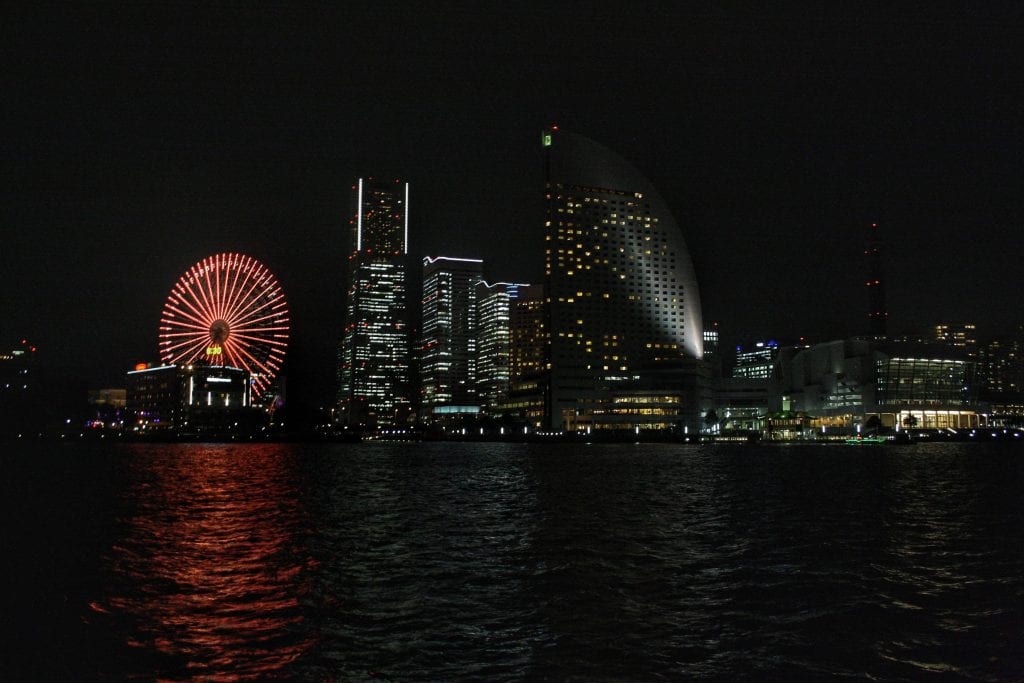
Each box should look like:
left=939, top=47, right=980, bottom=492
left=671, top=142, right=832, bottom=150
left=337, top=178, right=410, bottom=427
left=475, top=281, right=531, bottom=413
left=865, top=222, right=887, bottom=336
left=419, top=256, right=484, bottom=414
left=542, top=127, right=704, bottom=430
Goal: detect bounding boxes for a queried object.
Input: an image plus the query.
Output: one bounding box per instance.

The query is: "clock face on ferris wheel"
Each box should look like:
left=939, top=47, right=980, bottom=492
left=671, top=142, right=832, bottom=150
left=158, top=253, right=288, bottom=396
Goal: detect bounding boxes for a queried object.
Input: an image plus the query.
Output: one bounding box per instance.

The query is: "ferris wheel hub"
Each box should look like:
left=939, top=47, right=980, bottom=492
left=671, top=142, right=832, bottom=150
left=209, top=319, right=230, bottom=344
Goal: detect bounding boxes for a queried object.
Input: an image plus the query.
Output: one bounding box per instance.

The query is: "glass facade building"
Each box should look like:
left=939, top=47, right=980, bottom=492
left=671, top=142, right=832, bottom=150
left=419, top=256, right=484, bottom=413
left=337, top=178, right=410, bottom=426
left=875, top=356, right=972, bottom=418
left=475, top=282, right=533, bottom=414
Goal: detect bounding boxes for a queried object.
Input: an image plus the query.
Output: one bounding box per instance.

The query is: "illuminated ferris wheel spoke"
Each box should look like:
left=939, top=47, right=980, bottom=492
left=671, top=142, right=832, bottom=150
left=185, top=268, right=213, bottom=318
left=214, top=255, right=227, bottom=319
left=221, top=273, right=265, bottom=325
left=180, top=276, right=216, bottom=325
left=224, top=346, right=272, bottom=392
left=221, top=342, right=244, bottom=370
left=215, top=255, right=232, bottom=319
left=232, top=325, right=291, bottom=336
left=230, top=307, right=288, bottom=330
left=161, top=308, right=207, bottom=327
left=159, top=332, right=205, bottom=351
left=197, top=263, right=221, bottom=320
left=159, top=318, right=208, bottom=333
left=159, top=330, right=210, bottom=340
left=233, top=333, right=289, bottom=348
left=167, top=303, right=214, bottom=338
left=159, top=253, right=288, bottom=397
left=228, top=261, right=262, bottom=309
left=227, top=338, right=276, bottom=376
left=223, top=256, right=247, bottom=320
left=160, top=332, right=209, bottom=354
left=163, top=307, right=210, bottom=334
left=195, top=264, right=221, bottom=321
left=233, top=325, right=290, bottom=336
left=227, top=296, right=276, bottom=328
left=168, top=290, right=211, bottom=326
left=165, top=336, right=213, bottom=362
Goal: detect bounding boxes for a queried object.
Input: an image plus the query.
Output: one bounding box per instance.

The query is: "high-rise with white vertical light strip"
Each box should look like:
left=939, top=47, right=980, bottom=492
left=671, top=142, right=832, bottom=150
left=337, top=178, right=410, bottom=426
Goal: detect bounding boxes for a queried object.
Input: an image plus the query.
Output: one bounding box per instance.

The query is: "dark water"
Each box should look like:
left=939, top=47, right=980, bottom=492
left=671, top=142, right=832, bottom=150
left=3, top=441, right=1023, bottom=680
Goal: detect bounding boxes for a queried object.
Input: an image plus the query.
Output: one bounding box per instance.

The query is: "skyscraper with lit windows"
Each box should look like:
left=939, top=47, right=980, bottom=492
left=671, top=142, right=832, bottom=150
left=542, top=127, right=704, bottom=430
left=337, top=178, right=410, bottom=427
left=419, top=256, right=484, bottom=414
left=501, top=284, right=547, bottom=427
left=475, top=281, right=531, bottom=413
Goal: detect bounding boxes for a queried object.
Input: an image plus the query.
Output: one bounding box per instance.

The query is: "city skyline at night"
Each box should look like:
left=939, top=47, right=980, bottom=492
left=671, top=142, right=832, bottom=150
left=3, top=5, right=1021, bottom=414
left=6, top=9, right=1024, bottom=680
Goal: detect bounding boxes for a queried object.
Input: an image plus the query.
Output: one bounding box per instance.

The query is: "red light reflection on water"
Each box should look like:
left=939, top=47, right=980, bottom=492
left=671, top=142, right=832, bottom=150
left=91, top=445, right=315, bottom=679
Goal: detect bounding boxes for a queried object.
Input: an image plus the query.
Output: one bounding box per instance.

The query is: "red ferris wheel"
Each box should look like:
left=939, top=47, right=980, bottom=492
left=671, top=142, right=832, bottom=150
left=158, top=253, right=288, bottom=396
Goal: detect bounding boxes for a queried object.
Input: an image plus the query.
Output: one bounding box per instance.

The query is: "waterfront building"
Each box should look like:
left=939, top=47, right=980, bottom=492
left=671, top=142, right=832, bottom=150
left=126, top=364, right=258, bottom=435
left=711, top=376, right=770, bottom=433
left=337, top=177, right=410, bottom=427
left=419, top=256, right=484, bottom=416
left=475, top=281, right=531, bottom=414
left=774, top=338, right=984, bottom=435
left=542, top=127, right=705, bottom=431
left=874, top=354, right=975, bottom=427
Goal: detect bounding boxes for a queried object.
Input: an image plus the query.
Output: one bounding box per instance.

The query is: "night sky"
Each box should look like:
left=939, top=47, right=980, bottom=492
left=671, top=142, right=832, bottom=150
left=3, top=4, right=1021, bottom=408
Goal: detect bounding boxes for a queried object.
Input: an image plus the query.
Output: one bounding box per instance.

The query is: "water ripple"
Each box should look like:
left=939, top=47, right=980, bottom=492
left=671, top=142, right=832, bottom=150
left=4, top=440, right=1023, bottom=679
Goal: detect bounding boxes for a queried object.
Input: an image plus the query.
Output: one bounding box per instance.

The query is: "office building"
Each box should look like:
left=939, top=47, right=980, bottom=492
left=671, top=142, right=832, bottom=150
left=978, top=332, right=1023, bottom=395
left=501, top=284, right=547, bottom=427
left=733, top=341, right=780, bottom=380
left=976, top=326, right=1024, bottom=421
left=509, top=284, right=546, bottom=382
left=419, top=256, right=484, bottom=416
left=475, top=281, right=531, bottom=413
left=701, top=321, right=725, bottom=378
left=337, top=178, right=410, bottom=427
left=933, top=322, right=978, bottom=351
